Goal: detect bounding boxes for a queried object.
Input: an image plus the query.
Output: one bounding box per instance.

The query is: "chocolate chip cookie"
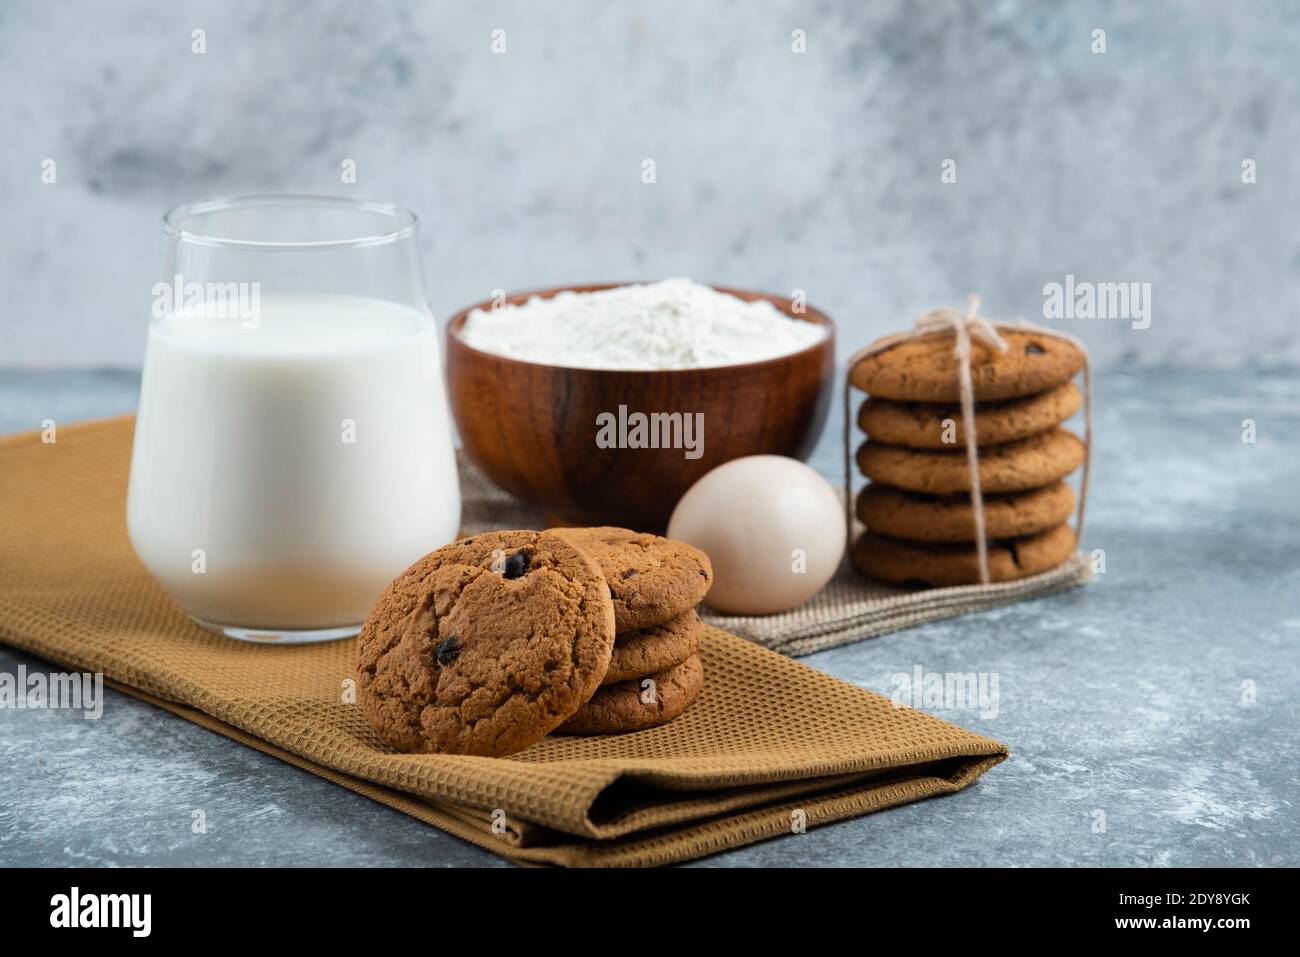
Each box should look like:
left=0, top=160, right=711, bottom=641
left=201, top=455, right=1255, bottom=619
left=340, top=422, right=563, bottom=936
left=856, top=480, right=1075, bottom=542
left=357, top=530, right=615, bottom=757
left=849, top=329, right=1084, bottom=402
left=851, top=524, right=1076, bottom=586
left=603, top=609, right=701, bottom=685
left=557, top=654, right=705, bottom=735
left=856, top=428, right=1085, bottom=494
left=858, top=381, right=1081, bottom=449
left=551, top=526, right=712, bottom=633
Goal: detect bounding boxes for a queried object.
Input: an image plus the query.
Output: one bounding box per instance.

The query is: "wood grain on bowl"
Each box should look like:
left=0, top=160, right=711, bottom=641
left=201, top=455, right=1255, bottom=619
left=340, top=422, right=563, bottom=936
left=445, top=283, right=835, bottom=531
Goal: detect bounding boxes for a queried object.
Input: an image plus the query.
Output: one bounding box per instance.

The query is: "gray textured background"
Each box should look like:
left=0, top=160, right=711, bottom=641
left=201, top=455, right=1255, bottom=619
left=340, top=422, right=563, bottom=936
left=2, top=0, right=1297, bottom=368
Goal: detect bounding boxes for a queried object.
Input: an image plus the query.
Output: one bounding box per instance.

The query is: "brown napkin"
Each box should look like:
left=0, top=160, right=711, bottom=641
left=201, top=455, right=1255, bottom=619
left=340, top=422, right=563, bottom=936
left=0, top=417, right=1007, bottom=866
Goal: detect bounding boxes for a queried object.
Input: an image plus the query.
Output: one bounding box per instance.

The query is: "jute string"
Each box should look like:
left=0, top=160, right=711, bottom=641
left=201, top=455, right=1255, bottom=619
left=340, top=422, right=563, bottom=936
left=843, top=295, right=1092, bottom=584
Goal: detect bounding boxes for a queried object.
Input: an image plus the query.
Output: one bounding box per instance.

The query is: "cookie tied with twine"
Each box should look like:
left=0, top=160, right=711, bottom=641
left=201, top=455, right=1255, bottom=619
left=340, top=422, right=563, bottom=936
left=844, top=296, right=1092, bottom=584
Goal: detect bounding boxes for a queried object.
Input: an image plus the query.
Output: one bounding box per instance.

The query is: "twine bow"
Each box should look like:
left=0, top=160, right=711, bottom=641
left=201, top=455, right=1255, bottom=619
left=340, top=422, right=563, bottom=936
left=843, top=295, right=1092, bottom=584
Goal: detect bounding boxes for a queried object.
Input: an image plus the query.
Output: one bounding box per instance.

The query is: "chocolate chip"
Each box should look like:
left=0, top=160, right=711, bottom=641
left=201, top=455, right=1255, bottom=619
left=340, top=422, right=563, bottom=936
left=622, top=568, right=638, bottom=578
left=699, top=568, right=709, bottom=578
left=502, top=550, right=530, bottom=579
left=1025, top=342, right=1046, bottom=355
left=435, top=636, right=460, bottom=666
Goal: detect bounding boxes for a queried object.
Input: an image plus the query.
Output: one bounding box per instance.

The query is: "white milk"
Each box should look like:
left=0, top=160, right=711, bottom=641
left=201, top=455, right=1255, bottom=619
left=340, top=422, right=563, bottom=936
left=127, top=294, right=461, bottom=631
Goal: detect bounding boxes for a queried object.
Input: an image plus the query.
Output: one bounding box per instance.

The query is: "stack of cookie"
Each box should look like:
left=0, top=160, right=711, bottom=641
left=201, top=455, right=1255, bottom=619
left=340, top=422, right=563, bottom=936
left=356, top=527, right=711, bottom=758
left=552, top=527, right=710, bottom=736
left=848, top=329, right=1086, bottom=586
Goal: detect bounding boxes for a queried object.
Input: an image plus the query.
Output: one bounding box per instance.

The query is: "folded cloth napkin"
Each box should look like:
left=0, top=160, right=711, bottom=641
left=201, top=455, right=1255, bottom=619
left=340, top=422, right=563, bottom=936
left=0, top=417, right=1007, bottom=866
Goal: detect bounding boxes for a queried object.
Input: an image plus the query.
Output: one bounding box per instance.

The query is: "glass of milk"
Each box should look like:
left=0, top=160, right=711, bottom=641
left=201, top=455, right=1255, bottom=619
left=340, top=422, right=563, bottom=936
left=127, top=194, right=461, bottom=643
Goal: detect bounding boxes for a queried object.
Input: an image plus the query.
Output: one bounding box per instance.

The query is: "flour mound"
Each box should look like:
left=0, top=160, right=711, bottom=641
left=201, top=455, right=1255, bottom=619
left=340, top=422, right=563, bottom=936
left=459, top=278, right=825, bottom=370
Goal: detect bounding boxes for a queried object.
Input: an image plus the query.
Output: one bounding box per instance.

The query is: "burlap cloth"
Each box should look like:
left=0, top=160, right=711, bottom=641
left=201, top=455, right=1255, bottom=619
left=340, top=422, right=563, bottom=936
left=0, top=417, right=1012, bottom=867
left=462, top=449, right=1093, bottom=657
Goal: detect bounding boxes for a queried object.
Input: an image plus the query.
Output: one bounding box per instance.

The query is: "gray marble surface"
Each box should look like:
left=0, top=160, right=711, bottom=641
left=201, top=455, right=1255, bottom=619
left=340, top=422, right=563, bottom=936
left=3, top=0, right=1299, bottom=368
left=1, top=366, right=1297, bottom=867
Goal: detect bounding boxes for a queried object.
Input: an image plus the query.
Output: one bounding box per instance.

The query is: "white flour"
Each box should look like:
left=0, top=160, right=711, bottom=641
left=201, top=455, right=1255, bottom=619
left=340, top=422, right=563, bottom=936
left=458, top=278, right=825, bottom=370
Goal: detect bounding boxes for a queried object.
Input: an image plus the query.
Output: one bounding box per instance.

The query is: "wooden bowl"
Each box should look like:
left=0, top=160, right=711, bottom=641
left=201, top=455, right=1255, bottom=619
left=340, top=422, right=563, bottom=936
left=445, top=283, right=835, bottom=531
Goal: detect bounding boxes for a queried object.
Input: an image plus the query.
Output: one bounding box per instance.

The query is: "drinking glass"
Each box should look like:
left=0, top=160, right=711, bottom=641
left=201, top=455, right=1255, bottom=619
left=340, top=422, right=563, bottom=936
left=127, top=194, right=461, bottom=643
